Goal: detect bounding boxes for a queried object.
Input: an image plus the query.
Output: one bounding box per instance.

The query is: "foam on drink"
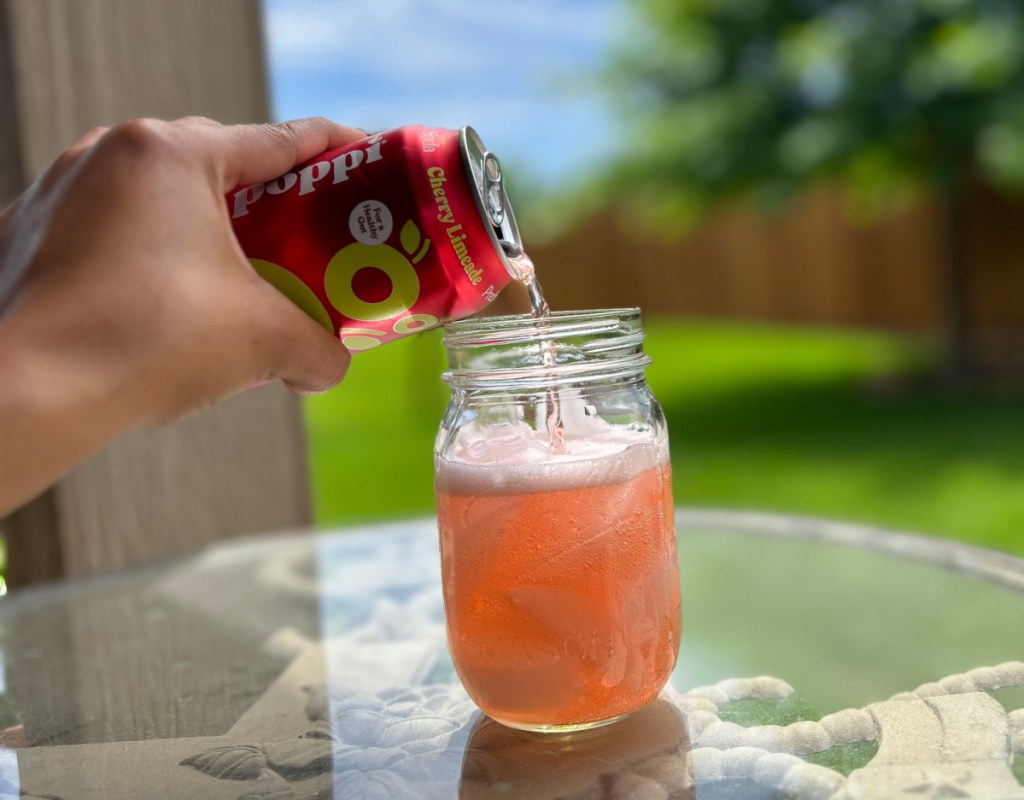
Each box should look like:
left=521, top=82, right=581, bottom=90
left=440, top=421, right=663, bottom=495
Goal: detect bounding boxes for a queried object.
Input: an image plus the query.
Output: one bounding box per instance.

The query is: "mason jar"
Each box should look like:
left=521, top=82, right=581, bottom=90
left=434, top=308, right=681, bottom=732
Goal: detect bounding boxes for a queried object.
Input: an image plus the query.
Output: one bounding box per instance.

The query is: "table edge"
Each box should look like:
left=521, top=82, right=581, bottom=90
left=678, top=508, right=1024, bottom=594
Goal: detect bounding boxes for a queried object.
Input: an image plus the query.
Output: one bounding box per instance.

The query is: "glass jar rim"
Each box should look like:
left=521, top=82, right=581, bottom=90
left=443, top=307, right=642, bottom=349
left=441, top=308, right=651, bottom=390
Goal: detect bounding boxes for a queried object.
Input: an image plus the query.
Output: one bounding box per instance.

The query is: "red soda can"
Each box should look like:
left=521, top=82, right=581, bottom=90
left=228, top=126, right=523, bottom=351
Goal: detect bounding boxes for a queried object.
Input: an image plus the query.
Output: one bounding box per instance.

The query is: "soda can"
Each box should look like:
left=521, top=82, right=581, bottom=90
left=228, top=126, right=523, bottom=351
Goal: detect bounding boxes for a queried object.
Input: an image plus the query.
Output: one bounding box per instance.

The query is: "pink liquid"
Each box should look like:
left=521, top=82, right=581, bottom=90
left=503, top=246, right=564, bottom=452
left=505, top=248, right=550, bottom=318
left=437, top=446, right=681, bottom=730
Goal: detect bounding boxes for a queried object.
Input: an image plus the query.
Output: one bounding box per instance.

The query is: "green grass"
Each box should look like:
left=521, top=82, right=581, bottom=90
left=305, top=328, right=450, bottom=525
left=304, top=318, right=1024, bottom=555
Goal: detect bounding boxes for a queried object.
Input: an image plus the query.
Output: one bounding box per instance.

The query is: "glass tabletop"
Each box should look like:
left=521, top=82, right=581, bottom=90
left=0, top=510, right=1021, bottom=799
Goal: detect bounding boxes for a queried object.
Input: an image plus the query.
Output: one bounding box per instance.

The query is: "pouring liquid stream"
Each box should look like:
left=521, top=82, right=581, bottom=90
left=504, top=246, right=565, bottom=455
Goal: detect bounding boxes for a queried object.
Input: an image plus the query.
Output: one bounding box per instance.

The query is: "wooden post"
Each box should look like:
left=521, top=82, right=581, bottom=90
left=0, top=0, right=313, bottom=587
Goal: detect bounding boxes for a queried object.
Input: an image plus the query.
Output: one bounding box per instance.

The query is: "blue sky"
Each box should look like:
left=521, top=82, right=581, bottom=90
left=261, top=0, right=622, bottom=187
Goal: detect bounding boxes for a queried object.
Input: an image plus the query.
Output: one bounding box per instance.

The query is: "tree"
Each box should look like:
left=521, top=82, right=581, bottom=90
left=600, top=0, right=1024, bottom=377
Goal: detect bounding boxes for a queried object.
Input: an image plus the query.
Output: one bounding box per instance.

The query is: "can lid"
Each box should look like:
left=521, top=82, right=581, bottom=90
left=459, top=126, right=523, bottom=280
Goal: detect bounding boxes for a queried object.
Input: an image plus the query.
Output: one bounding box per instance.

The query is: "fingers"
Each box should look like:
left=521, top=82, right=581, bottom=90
left=252, top=281, right=352, bottom=394
left=49, top=117, right=366, bottom=193
left=189, top=117, right=367, bottom=191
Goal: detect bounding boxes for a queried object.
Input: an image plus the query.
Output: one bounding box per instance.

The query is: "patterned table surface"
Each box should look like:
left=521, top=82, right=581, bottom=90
left=0, top=510, right=1021, bottom=799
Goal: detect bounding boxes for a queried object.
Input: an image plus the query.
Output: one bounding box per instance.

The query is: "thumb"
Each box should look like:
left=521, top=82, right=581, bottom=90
left=254, top=284, right=352, bottom=394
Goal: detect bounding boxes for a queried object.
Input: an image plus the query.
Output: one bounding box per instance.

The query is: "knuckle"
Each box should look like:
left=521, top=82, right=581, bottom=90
left=176, top=115, right=220, bottom=130
left=104, top=118, right=169, bottom=155
left=299, top=116, right=332, bottom=132
left=270, top=117, right=328, bottom=144
left=262, top=121, right=294, bottom=145
left=254, top=122, right=303, bottom=161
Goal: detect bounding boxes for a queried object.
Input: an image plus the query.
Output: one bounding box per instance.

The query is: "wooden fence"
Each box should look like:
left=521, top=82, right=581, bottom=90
left=527, top=182, right=1024, bottom=352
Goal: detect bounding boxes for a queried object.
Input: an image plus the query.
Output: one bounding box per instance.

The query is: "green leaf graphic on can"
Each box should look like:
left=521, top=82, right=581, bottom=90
left=400, top=220, right=431, bottom=264
left=249, top=258, right=333, bottom=332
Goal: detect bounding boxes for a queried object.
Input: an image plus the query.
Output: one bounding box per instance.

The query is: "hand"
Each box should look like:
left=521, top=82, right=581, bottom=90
left=0, top=117, right=365, bottom=514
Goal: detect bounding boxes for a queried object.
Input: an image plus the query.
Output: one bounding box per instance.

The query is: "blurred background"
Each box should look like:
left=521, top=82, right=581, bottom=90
left=277, top=0, right=1024, bottom=556
left=1, top=0, right=1022, bottom=592
left=0, top=0, right=1019, bottom=737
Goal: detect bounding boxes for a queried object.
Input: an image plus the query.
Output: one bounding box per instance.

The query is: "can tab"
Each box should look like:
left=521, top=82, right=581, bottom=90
left=460, top=127, right=523, bottom=280
left=484, top=153, right=505, bottom=227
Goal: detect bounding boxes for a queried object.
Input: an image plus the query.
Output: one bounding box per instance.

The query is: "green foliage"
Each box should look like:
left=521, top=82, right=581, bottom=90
left=648, top=319, right=1024, bottom=555
left=305, top=328, right=448, bottom=526
left=601, top=0, right=1024, bottom=220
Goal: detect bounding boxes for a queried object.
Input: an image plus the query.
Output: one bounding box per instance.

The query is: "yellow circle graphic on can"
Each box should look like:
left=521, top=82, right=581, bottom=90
left=343, top=335, right=384, bottom=351
left=250, top=258, right=333, bottom=332
left=393, top=313, right=439, bottom=334
left=324, top=242, right=420, bottom=322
